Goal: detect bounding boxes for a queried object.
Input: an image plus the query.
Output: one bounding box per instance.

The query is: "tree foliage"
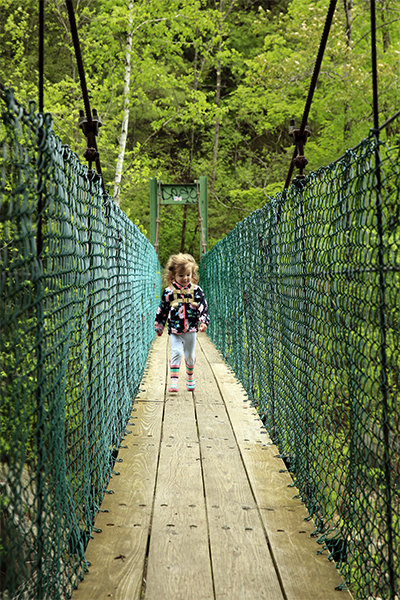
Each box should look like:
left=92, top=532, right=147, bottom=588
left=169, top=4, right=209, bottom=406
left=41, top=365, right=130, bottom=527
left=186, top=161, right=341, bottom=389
left=1, top=0, right=399, bottom=264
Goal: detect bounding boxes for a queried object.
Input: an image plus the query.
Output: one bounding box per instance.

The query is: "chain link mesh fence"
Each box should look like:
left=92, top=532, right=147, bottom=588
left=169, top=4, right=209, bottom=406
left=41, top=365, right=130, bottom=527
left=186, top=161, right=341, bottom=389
left=200, top=136, right=400, bottom=600
left=0, top=87, right=161, bottom=599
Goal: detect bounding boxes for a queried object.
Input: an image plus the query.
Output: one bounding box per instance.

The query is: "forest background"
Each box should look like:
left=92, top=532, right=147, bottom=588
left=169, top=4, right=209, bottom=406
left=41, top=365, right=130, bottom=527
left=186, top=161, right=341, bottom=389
left=1, top=0, right=399, bottom=265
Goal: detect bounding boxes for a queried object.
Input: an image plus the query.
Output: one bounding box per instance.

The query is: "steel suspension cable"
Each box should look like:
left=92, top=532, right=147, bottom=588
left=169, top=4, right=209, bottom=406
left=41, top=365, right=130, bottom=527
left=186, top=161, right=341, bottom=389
left=65, top=0, right=92, bottom=129
left=36, top=3, right=45, bottom=588
left=65, top=0, right=105, bottom=191
left=370, top=2, right=395, bottom=597
left=283, top=0, right=337, bottom=191
left=370, top=0, right=380, bottom=133
left=39, top=0, right=44, bottom=113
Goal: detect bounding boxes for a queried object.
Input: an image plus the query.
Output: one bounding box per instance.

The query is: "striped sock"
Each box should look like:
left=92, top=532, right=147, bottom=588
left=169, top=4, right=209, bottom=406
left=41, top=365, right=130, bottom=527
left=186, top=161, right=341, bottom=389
left=168, top=362, right=180, bottom=392
left=185, top=360, right=196, bottom=391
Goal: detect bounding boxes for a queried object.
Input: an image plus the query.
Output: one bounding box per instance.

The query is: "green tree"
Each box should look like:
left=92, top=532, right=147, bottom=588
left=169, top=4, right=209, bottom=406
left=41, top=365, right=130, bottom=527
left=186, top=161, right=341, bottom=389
left=1, top=0, right=399, bottom=263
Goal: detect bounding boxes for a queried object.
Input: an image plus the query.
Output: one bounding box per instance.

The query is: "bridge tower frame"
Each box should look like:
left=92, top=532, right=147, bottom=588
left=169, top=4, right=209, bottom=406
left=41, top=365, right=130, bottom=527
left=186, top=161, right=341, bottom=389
left=149, top=176, right=208, bottom=257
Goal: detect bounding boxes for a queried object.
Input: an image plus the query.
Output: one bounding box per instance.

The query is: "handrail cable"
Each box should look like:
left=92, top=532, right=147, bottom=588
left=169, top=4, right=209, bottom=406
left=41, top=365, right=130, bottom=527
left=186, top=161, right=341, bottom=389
left=378, top=109, right=400, bottom=133
left=329, top=108, right=400, bottom=167
left=39, top=0, right=44, bottom=113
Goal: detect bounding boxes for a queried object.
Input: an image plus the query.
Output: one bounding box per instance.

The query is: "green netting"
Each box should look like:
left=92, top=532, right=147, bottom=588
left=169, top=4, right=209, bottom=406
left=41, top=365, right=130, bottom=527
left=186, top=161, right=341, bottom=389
left=0, top=87, right=161, bottom=599
left=200, top=136, right=400, bottom=599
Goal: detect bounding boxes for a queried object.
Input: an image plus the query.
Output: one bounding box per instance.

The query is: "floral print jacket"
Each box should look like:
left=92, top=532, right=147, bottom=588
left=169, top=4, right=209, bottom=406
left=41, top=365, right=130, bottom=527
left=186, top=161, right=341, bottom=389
left=154, top=281, right=210, bottom=335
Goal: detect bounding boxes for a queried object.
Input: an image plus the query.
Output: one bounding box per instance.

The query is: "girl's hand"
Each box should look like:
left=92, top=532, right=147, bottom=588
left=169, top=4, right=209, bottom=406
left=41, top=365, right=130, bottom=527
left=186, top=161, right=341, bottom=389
left=199, top=323, right=207, bottom=332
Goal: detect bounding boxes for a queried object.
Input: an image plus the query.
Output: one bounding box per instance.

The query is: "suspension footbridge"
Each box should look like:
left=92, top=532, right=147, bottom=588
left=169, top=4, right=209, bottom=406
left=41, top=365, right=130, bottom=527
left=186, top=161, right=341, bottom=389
left=71, top=333, right=349, bottom=600
left=1, top=1, right=399, bottom=591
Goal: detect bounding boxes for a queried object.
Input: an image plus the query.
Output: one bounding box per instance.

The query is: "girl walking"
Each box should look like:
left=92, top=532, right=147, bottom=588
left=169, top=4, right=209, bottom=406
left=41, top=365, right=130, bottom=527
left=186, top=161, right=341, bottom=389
left=155, top=253, right=210, bottom=392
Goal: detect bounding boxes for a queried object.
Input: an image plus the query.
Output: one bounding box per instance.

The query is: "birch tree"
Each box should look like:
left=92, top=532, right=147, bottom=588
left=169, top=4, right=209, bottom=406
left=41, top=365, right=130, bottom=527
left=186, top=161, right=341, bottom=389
left=113, top=0, right=134, bottom=207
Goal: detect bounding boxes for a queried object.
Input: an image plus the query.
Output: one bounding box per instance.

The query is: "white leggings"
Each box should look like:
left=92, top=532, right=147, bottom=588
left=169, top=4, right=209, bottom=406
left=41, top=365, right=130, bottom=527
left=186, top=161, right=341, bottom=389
left=170, top=332, right=197, bottom=366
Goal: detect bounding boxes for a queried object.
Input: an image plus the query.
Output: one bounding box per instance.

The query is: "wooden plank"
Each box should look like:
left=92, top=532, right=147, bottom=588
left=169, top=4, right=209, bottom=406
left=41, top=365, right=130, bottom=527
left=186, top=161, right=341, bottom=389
left=191, top=332, right=224, bottom=406
left=144, top=388, right=214, bottom=600
left=198, top=335, right=352, bottom=600
left=135, top=333, right=168, bottom=402
left=72, top=335, right=168, bottom=600
left=194, top=342, right=285, bottom=600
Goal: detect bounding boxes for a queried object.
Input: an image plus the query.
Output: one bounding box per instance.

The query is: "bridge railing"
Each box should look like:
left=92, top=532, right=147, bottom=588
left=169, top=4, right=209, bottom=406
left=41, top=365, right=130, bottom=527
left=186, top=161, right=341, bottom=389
left=0, top=87, right=161, bottom=599
left=200, top=136, right=400, bottom=600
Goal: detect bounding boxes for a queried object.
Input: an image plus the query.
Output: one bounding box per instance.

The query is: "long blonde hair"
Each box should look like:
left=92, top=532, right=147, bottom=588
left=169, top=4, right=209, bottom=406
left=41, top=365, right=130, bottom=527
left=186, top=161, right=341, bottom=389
left=164, top=253, right=199, bottom=286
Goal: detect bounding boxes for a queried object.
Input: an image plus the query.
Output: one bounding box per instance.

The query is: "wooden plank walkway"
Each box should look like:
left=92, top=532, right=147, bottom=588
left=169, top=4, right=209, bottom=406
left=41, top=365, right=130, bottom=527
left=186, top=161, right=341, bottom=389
left=72, top=333, right=351, bottom=600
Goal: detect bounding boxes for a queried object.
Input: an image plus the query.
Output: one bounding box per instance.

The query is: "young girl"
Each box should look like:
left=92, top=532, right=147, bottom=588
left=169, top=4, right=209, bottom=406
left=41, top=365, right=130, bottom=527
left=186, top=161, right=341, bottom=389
left=155, top=253, right=210, bottom=392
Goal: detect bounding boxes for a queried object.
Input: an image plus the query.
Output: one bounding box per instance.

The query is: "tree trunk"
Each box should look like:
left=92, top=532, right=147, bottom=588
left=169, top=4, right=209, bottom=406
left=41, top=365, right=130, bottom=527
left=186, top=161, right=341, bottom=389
left=211, top=40, right=222, bottom=196
left=114, top=1, right=134, bottom=207
left=380, top=0, right=390, bottom=52
left=181, top=27, right=202, bottom=253
left=343, top=0, right=353, bottom=46
left=188, top=27, right=200, bottom=180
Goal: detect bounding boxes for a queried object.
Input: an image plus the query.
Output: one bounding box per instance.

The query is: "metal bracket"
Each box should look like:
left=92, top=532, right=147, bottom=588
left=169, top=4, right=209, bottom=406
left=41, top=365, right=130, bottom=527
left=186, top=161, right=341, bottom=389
left=78, top=108, right=102, bottom=182
left=288, top=117, right=311, bottom=184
